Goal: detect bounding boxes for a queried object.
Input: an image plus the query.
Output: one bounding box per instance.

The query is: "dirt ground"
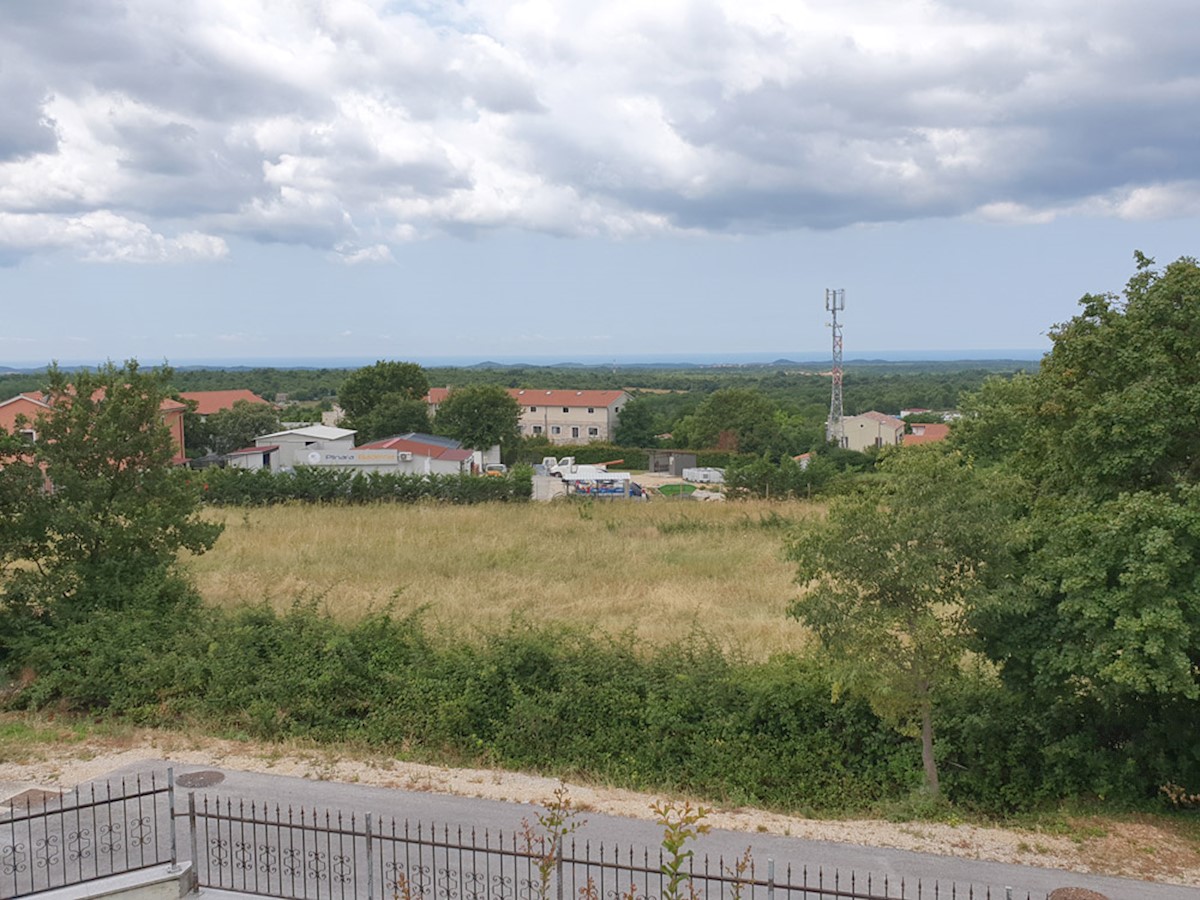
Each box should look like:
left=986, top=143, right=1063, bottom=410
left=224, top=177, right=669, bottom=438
left=1, top=728, right=1196, bottom=888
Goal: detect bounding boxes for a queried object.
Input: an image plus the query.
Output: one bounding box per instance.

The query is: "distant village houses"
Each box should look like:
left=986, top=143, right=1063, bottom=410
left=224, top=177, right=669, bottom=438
left=1, top=388, right=187, bottom=464
left=223, top=424, right=480, bottom=477
left=427, top=387, right=629, bottom=445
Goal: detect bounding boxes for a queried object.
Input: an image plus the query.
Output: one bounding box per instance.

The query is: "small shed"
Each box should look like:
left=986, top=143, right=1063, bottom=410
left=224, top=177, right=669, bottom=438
left=647, top=449, right=698, bottom=477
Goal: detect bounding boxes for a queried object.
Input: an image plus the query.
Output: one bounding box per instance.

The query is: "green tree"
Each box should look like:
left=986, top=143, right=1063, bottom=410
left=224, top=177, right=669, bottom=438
left=338, top=360, right=429, bottom=419
left=338, top=360, right=430, bottom=442
left=1, top=361, right=222, bottom=620
left=351, top=396, right=431, bottom=443
left=0, top=432, right=50, bottom=611
left=676, top=388, right=782, bottom=454
left=433, top=385, right=521, bottom=451
left=957, top=255, right=1200, bottom=771
left=204, top=399, right=282, bottom=455
left=613, top=396, right=659, bottom=447
left=787, top=446, right=1015, bottom=795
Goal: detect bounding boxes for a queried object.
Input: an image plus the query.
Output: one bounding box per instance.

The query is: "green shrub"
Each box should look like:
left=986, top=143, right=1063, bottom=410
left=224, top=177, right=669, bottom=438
left=199, top=466, right=531, bottom=505
left=7, top=590, right=1193, bottom=814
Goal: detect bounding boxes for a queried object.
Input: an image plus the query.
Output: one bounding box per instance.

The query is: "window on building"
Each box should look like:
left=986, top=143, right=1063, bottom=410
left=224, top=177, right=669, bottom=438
left=588, top=427, right=599, bottom=437
left=19, top=428, right=36, bottom=443
left=532, top=425, right=543, bottom=435
left=551, top=426, right=561, bottom=435
left=562, top=407, right=570, bottom=413
left=587, top=407, right=594, bottom=414
left=530, top=406, right=537, bottom=412
left=571, top=426, right=580, bottom=438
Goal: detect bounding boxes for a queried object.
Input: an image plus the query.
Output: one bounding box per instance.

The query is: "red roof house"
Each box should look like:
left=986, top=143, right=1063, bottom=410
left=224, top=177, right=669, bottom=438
left=0, top=393, right=53, bottom=440
left=903, top=422, right=951, bottom=445
left=179, top=389, right=270, bottom=417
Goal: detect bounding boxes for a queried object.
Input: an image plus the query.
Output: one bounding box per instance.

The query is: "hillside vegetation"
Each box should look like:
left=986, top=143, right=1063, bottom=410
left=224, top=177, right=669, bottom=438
left=3, top=255, right=1199, bottom=823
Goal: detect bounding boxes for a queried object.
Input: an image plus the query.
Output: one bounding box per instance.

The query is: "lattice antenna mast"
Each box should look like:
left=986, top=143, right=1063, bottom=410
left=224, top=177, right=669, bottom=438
left=825, top=288, right=845, bottom=446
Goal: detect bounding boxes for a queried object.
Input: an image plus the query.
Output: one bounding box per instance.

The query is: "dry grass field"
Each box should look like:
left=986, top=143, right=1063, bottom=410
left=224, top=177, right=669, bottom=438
left=186, top=499, right=821, bottom=659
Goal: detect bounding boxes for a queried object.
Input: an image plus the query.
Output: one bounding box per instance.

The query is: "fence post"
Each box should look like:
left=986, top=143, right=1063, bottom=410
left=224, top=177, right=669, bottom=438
left=767, top=859, right=774, bottom=900
left=555, top=840, right=564, bottom=900
left=188, top=792, right=199, bottom=883
left=167, top=768, right=179, bottom=872
left=366, top=813, right=375, bottom=900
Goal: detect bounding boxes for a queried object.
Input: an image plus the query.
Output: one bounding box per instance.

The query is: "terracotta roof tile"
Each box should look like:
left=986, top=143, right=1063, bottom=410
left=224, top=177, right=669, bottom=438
left=180, top=390, right=270, bottom=416
left=427, top=387, right=626, bottom=408
left=903, top=423, right=951, bottom=445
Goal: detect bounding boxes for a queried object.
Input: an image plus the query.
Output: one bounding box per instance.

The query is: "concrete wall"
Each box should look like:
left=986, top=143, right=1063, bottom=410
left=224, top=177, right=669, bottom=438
left=37, top=862, right=195, bottom=900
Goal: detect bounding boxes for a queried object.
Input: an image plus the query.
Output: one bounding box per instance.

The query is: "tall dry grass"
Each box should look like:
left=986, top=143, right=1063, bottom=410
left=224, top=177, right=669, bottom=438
left=187, top=499, right=822, bottom=659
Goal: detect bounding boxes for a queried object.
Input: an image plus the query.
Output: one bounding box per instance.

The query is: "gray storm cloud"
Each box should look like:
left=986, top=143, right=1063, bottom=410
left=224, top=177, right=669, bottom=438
left=0, top=0, right=1196, bottom=264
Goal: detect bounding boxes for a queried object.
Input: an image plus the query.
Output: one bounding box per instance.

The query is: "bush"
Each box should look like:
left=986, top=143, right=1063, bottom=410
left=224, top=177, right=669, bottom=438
left=4, top=574, right=209, bottom=719
left=725, top=454, right=836, bottom=499
left=199, top=466, right=532, bottom=505
left=7, top=593, right=1191, bottom=814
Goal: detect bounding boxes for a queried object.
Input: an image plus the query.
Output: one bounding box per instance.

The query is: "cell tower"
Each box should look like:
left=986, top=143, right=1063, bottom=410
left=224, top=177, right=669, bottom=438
left=825, top=288, right=845, bottom=446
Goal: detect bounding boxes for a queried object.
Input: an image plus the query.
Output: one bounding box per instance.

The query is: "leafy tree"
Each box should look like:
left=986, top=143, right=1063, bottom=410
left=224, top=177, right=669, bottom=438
left=204, top=400, right=282, bottom=455
left=775, top=410, right=823, bottom=457
left=0, top=360, right=222, bottom=622
left=613, top=396, right=659, bottom=447
left=182, top=405, right=209, bottom=456
left=338, top=360, right=429, bottom=420
left=958, top=255, right=1200, bottom=762
left=0, top=432, right=49, bottom=607
left=787, top=446, right=1016, bottom=796
left=725, top=453, right=836, bottom=499
left=350, top=396, right=431, bottom=444
left=674, top=388, right=782, bottom=455
left=433, top=385, right=521, bottom=451
left=337, top=360, right=430, bottom=441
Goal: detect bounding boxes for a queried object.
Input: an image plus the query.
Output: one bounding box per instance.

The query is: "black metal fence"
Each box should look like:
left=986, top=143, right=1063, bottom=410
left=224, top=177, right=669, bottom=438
left=0, top=772, right=175, bottom=898
left=186, top=795, right=1037, bottom=900
left=0, top=772, right=1042, bottom=900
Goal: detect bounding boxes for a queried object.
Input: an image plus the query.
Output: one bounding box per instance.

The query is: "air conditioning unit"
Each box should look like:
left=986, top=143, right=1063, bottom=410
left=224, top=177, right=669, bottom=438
left=398, top=451, right=413, bottom=461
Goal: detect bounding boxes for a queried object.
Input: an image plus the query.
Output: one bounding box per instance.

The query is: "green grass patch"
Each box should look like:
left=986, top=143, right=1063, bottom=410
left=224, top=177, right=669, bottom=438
left=657, top=483, right=697, bottom=497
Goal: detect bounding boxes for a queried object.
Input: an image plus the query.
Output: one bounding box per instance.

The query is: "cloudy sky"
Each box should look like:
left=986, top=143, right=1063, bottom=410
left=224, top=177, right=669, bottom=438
left=1, top=0, right=1198, bottom=366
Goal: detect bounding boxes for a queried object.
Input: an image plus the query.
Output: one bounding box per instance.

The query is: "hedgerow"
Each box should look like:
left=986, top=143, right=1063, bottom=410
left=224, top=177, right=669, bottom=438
left=198, top=465, right=532, bottom=505
left=9, top=596, right=1193, bottom=813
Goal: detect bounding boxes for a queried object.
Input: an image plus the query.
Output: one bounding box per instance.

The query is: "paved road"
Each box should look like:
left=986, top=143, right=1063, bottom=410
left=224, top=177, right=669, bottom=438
left=96, top=759, right=1193, bottom=900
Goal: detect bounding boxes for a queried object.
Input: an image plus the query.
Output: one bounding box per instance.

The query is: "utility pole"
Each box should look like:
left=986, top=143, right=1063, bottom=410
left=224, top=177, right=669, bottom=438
left=825, top=289, right=845, bottom=446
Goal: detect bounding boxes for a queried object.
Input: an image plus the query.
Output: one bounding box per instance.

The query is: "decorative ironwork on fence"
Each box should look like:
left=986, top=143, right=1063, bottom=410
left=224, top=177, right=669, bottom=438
left=0, top=772, right=175, bottom=898
left=185, top=795, right=1038, bottom=900
left=0, top=772, right=1043, bottom=900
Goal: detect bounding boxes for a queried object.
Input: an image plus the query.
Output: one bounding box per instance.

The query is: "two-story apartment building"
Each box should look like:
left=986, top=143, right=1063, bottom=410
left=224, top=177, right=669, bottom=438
left=427, top=388, right=629, bottom=445
left=840, top=411, right=905, bottom=453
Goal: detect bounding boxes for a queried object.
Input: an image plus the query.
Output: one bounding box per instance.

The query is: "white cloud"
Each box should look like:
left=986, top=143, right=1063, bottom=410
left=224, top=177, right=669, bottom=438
left=1111, top=182, right=1200, bottom=220
left=0, top=211, right=228, bottom=262
left=0, top=0, right=1196, bottom=262
left=332, top=243, right=394, bottom=264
